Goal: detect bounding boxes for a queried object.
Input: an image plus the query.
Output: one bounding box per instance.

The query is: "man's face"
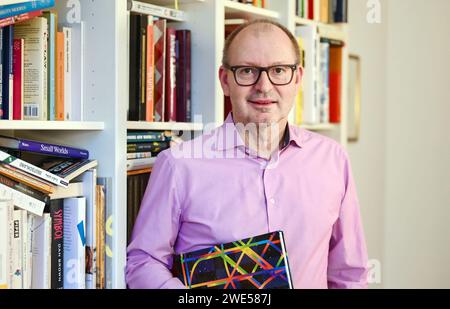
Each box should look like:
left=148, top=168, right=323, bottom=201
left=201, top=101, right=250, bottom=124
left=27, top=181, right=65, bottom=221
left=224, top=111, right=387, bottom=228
left=219, top=25, right=303, bottom=125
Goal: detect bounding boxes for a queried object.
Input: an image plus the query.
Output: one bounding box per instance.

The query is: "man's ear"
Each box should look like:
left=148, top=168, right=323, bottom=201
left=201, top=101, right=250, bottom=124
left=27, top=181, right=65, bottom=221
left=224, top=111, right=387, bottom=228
left=294, top=66, right=304, bottom=92
left=219, top=66, right=231, bottom=97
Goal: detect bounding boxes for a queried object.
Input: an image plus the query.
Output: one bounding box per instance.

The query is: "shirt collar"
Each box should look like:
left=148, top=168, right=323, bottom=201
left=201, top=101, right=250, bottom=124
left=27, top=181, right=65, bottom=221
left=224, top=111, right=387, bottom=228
left=214, top=112, right=303, bottom=151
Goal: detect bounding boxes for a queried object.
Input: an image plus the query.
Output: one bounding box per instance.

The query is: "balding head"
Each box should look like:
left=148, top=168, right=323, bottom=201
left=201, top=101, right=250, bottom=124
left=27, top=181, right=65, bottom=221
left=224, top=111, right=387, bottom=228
left=222, top=19, right=301, bottom=67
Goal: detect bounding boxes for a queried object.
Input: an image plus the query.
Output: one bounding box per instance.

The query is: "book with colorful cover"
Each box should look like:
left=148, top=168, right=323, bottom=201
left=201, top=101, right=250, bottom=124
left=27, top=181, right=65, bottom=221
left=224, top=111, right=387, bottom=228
left=0, top=0, right=54, bottom=20
left=172, top=231, right=293, bottom=289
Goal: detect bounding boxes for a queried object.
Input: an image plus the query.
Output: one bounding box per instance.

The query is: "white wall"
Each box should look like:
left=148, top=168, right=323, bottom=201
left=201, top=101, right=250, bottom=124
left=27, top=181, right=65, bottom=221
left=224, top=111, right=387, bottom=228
left=384, top=0, right=450, bottom=288
left=347, top=0, right=388, bottom=288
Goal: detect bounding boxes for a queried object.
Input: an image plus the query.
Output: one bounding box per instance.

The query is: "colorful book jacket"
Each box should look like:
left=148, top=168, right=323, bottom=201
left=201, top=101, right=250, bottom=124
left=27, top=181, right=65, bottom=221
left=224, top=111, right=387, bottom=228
left=0, top=0, right=54, bottom=19
left=172, top=231, right=293, bottom=289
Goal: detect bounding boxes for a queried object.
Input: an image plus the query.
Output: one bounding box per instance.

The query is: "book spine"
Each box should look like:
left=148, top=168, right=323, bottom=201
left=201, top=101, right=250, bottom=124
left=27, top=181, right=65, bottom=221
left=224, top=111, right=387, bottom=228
left=63, top=27, right=71, bottom=121
left=63, top=197, right=86, bottom=289
left=127, top=131, right=166, bottom=142
left=165, top=28, right=177, bottom=122
left=0, top=28, right=3, bottom=119
left=0, top=201, right=13, bottom=289
left=0, top=0, right=55, bottom=19
left=0, top=149, right=69, bottom=187
left=0, top=10, right=42, bottom=28
left=0, top=176, right=46, bottom=216
left=1, top=25, right=14, bottom=120
left=153, top=19, right=166, bottom=122
left=145, top=17, right=154, bottom=122
left=49, top=199, right=64, bottom=289
left=12, top=210, right=23, bottom=288
left=127, top=141, right=169, bottom=153
left=139, top=14, right=147, bottom=121
left=129, top=0, right=184, bottom=20
left=13, top=38, right=24, bottom=120
left=56, top=31, right=65, bottom=120
left=0, top=163, right=54, bottom=195
left=17, top=139, right=89, bottom=159
left=0, top=173, right=49, bottom=203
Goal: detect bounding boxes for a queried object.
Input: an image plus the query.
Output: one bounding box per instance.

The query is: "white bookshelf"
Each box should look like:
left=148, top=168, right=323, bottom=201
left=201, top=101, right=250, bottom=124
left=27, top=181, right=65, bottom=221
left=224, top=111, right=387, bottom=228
left=223, top=0, right=280, bottom=19
left=0, top=121, right=105, bottom=131
left=127, top=121, right=203, bottom=131
left=0, top=0, right=350, bottom=288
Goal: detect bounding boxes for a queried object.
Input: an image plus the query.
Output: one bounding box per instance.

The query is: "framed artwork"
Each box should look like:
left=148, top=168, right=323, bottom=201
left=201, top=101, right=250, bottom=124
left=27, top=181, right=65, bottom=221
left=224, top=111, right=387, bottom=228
left=348, top=54, right=361, bottom=143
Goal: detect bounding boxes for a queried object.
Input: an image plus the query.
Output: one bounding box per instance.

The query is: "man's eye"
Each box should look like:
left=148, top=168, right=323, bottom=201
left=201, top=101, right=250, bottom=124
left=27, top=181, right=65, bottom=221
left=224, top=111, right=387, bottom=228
left=273, top=67, right=286, bottom=74
left=242, top=68, right=255, bottom=74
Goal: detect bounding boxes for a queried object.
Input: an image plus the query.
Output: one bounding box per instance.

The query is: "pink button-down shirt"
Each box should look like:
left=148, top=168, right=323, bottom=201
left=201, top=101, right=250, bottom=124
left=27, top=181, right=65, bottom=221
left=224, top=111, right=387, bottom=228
left=126, top=113, right=368, bottom=289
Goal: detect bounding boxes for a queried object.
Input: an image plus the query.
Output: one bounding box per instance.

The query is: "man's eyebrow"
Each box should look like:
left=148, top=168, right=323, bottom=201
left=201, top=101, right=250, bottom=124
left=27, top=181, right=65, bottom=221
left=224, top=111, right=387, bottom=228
left=232, top=61, right=294, bottom=66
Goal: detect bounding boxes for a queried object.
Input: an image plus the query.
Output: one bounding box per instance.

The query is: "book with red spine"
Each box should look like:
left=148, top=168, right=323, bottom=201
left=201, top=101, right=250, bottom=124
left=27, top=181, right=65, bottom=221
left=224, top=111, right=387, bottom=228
left=12, top=38, right=24, bottom=120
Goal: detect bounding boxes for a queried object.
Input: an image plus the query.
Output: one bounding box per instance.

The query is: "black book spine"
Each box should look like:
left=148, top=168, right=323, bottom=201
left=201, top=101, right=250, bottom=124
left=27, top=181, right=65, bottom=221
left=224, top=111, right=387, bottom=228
left=49, top=200, right=64, bottom=289
left=129, top=14, right=141, bottom=121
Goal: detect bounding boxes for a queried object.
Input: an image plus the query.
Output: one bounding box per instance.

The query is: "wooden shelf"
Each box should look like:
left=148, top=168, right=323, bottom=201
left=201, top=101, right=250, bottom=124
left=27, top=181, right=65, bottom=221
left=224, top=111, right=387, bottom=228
left=127, top=121, right=203, bottom=131
left=299, top=123, right=338, bottom=131
left=0, top=121, right=105, bottom=131
left=224, top=0, right=279, bottom=20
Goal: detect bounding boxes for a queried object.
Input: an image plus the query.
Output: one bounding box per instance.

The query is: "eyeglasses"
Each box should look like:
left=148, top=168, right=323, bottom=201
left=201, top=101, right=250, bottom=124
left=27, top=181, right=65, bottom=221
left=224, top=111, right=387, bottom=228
left=223, top=64, right=298, bottom=86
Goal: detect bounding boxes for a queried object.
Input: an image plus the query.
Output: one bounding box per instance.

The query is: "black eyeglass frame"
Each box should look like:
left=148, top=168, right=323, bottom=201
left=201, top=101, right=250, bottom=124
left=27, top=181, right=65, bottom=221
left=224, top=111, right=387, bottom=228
left=223, top=64, right=298, bottom=86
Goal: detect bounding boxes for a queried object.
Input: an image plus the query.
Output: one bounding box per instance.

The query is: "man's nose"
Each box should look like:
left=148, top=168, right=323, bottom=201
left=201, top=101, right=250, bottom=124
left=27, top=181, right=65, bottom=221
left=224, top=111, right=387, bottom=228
left=254, top=70, right=273, bottom=92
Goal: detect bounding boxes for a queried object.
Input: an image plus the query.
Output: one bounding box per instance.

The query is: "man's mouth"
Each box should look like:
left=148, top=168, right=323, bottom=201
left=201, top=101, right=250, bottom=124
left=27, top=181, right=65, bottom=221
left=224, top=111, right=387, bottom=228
left=248, top=99, right=277, bottom=105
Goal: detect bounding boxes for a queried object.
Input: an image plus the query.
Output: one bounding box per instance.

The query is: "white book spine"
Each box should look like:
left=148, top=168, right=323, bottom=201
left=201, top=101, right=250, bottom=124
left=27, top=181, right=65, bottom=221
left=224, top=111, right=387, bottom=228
left=0, top=200, right=13, bottom=289
left=31, top=213, right=52, bottom=289
left=296, top=25, right=319, bottom=124
left=20, top=210, right=28, bottom=289
left=25, top=213, right=34, bottom=289
left=0, top=182, right=46, bottom=216
left=129, top=0, right=185, bottom=20
left=63, top=197, right=86, bottom=289
left=126, top=157, right=157, bottom=171
left=11, top=210, right=23, bottom=289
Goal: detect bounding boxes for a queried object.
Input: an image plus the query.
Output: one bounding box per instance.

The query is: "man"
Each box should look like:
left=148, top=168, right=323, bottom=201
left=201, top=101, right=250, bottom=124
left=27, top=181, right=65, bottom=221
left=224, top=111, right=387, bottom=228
left=126, top=19, right=368, bottom=289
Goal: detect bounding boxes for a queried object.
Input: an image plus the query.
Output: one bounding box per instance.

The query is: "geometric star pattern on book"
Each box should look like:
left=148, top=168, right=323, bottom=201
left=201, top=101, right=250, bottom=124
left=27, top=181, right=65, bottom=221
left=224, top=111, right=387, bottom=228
left=173, top=231, right=292, bottom=289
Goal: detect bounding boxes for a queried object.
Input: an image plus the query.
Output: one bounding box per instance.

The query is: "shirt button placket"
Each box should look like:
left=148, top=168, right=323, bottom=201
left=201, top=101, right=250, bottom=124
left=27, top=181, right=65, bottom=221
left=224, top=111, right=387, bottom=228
left=262, top=167, right=276, bottom=231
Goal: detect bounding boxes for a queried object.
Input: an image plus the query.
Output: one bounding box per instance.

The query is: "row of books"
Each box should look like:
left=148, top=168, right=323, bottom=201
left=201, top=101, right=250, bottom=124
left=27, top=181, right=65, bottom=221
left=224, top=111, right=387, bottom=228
left=0, top=134, right=113, bottom=289
left=128, top=13, right=191, bottom=123
left=0, top=0, right=85, bottom=121
left=295, top=24, right=343, bottom=125
left=296, top=0, right=348, bottom=23
left=127, top=171, right=150, bottom=244
left=126, top=130, right=172, bottom=173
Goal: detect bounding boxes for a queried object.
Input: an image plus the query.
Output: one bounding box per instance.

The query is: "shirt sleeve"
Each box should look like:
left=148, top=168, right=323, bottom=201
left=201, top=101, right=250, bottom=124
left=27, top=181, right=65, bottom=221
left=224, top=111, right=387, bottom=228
left=125, top=150, right=186, bottom=289
left=327, top=151, right=369, bottom=289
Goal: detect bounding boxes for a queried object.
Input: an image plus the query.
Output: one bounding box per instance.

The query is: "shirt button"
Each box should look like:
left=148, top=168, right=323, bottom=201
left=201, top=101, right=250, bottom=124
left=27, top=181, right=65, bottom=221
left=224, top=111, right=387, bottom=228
left=269, top=198, right=275, bottom=205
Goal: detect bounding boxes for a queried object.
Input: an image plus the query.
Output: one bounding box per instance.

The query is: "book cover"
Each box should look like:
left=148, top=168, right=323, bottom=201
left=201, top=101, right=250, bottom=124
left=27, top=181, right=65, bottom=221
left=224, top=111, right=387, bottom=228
left=172, top=231, right=293, bottom=289
left=63, top=197, right=86, bottom=289
left=0, top=0, right=54, bottom=20
left=14, top=16, right=48, bottom=120
left=13, top=38, right=24, bottom=120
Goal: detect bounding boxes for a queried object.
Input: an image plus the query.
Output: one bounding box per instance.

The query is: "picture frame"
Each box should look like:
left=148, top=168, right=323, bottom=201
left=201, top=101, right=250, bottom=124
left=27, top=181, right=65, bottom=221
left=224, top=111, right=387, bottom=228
left=348, top=54, right=361, bottom=143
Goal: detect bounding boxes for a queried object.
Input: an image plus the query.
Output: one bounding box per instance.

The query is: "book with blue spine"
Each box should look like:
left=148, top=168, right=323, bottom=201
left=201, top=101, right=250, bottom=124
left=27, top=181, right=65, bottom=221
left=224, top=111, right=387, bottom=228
left=172, top=231, right=293, bottom=289
left=0, top=0, right=54, bottom=19
left=1, top=25, right=13, bottom=120
left=0, top=135, right=89, bottom=159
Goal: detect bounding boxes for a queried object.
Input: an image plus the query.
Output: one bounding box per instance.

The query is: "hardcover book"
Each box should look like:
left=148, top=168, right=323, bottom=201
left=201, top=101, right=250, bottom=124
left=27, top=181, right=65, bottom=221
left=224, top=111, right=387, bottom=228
left=172, top=231, right=293, bottom=289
